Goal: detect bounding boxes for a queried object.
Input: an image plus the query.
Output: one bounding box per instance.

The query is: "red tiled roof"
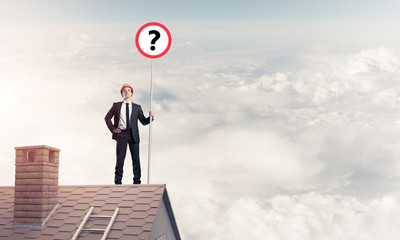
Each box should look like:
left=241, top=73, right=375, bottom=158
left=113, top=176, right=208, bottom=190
left=0, top=184, right=177, bottom=240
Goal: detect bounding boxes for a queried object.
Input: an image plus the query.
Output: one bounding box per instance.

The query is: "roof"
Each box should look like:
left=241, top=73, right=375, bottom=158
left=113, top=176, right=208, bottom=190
left=0, top=184, right=180, bottom=240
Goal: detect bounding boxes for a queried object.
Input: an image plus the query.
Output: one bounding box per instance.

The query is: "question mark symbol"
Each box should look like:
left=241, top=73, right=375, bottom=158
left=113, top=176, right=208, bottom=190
left=149, top=30, right=160, bottom=51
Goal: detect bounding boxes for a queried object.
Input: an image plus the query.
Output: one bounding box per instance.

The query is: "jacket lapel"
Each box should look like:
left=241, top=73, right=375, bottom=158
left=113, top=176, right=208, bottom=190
left=115, top=102, right=123, bottom=122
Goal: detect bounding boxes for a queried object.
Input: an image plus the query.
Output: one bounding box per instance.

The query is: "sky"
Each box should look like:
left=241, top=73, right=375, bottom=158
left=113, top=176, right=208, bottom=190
left=1, top=1, right=400, bottom=239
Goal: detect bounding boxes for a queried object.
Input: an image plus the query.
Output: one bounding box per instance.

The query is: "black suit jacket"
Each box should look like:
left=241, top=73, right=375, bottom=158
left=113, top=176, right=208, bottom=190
left=105, top=102, right=152, bottom=142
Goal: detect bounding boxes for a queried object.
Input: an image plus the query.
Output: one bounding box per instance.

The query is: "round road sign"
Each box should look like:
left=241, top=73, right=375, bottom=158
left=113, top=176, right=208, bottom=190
left=135, top=22, right=172, bottom=59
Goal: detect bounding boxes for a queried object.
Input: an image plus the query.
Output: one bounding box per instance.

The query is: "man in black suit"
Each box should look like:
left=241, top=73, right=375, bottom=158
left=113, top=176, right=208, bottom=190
left=105, top=83, right=154, bottom=184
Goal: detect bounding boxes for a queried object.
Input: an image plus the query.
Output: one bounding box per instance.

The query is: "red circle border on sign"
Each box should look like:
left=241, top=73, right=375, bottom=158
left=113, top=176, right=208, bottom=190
left=135, top=22, right=172, bottom=59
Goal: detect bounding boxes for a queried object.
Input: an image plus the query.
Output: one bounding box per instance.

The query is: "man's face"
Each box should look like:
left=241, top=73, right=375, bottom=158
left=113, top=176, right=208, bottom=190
left=122, top=87, right=133, bottom=98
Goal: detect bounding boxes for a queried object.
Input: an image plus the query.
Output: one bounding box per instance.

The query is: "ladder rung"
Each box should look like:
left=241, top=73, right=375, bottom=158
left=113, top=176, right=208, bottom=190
left=71, top=207, right=95, bottom=240
left=90, top=215, right=112, bottom=218
left=102, top=208, right=119, bottom=240
left=71, top=207, right=119, bottom=240
left=83, top=228, right=106, bottom=232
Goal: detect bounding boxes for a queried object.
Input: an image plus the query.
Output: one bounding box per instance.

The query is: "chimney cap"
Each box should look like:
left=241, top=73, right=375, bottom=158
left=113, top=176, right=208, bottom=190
left=15, top=145, right=60, bottom=152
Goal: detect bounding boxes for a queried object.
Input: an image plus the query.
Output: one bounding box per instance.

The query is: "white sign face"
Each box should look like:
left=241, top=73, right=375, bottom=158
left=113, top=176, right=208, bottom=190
left=135, top=22, right=172, bottom=59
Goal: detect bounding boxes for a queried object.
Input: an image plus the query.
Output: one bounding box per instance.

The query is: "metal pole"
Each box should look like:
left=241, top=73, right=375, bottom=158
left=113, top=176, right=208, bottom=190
left=147, top=58, right=154, bottom=184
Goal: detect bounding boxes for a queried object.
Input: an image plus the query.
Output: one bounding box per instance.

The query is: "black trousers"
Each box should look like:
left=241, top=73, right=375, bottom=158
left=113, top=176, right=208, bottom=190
left=115, top=130, right=141, bottom=184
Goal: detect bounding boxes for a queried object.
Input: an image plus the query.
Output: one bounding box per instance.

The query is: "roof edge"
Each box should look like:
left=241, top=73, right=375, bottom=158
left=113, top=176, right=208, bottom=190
left=57, top=184, right=166, bottom=187
left=162, top=187, right=181, bottom=240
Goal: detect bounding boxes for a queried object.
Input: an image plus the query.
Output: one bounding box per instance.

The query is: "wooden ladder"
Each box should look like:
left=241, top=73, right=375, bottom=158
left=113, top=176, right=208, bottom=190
left=71, top=206, right=120, bottom=240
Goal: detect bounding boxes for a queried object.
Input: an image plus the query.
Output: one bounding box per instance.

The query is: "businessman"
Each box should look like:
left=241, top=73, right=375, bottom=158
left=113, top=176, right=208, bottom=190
left=105, top=83, right=154, bottom=184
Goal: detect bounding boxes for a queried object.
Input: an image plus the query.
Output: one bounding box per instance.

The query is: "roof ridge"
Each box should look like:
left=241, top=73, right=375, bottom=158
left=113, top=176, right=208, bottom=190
left=58, top=184, right=166, bottom=187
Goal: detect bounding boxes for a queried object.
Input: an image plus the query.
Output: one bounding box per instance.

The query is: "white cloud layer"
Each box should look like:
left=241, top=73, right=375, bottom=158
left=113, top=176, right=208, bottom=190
left=197, top=193, right=400, bottom=240
left=1, top=21, right=400, bottom=239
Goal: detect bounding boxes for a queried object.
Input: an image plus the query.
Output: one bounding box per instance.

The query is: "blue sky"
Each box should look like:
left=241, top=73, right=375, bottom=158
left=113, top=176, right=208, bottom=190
left=2, top=0, right=400, bottom=24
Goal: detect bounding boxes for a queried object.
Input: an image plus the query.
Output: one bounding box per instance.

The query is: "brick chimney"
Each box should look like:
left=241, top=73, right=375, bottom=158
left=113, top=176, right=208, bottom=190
left=14, top=145, right=60, bottom=225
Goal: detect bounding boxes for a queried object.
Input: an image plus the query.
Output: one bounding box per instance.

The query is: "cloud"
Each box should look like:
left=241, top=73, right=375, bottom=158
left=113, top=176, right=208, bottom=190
left=1, top=22, right=400, bottom=240
left=372, top=88, right=400, bottom=109
left=196, top=193, right=400, bottom=240
left=181, top=47, right=400, bottom=111
left=347, top=47, right=400, bottom=74
left=152, top=124, right=323, bottom=196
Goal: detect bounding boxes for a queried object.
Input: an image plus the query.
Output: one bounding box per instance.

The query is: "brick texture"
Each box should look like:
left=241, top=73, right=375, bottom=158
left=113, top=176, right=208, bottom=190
left=13, top=145, right=60, bottom=225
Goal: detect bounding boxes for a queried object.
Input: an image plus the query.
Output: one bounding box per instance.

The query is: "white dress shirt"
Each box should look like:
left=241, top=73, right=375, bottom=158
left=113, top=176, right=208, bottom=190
left=118, top=100, right=132, bottom=130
